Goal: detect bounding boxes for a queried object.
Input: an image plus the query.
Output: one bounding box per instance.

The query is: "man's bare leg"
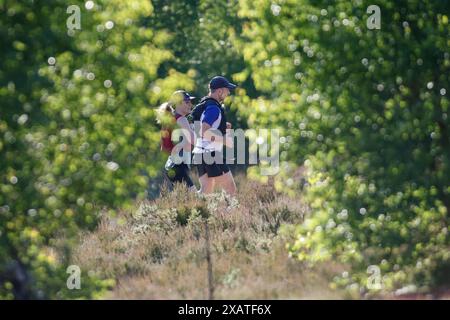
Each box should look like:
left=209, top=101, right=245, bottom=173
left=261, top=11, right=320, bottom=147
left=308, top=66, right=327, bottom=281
left=199, top=173, right=215, bottom=194
left=214, top=171, right=237, bottom=196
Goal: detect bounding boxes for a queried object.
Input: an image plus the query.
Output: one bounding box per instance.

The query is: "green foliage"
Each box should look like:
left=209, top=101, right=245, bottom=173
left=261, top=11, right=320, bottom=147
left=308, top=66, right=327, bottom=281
left=2, top=0, right=449, bottom=299
left=237, top=0, right=450, bottom=295
left=147, top=0, right=257, bottom=126
left=0, top=0, right=193, bottom=298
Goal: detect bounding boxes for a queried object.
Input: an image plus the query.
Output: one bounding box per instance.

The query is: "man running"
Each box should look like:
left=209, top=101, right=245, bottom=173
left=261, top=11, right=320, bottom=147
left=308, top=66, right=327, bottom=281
left=192, top=76, right=237, bottom=195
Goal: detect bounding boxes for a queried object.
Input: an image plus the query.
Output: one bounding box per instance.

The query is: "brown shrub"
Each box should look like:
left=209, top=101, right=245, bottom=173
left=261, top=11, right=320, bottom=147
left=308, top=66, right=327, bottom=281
left=72, top=176, right=343, bottom=299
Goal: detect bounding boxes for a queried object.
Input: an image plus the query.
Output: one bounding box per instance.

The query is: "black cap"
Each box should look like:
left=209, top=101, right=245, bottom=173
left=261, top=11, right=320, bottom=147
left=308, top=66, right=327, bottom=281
left=209, top=76, right=237, bottom=90
left=169, top=90, right=196, bottom=105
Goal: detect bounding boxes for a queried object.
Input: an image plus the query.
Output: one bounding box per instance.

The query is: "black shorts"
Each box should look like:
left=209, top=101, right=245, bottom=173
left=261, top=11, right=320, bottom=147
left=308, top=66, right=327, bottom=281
left=165, top=163, right=194, bottom=188
left=193, top=152, right=230, bottom=178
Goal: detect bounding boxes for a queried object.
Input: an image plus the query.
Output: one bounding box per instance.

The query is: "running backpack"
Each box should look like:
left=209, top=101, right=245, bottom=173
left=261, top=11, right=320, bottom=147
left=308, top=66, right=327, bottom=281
left=190, top=97, right=227, bottom=134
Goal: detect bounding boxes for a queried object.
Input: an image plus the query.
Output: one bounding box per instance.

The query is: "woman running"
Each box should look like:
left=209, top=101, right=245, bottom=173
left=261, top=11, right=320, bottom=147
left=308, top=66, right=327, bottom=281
left=157, top=90, right=196, bottom=190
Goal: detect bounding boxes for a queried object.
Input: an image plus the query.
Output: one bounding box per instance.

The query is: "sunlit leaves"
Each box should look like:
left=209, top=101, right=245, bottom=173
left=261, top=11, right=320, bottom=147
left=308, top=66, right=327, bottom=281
left=0, top=0, right=190, bottom=299
left=238, top=0, right=450, bottom=295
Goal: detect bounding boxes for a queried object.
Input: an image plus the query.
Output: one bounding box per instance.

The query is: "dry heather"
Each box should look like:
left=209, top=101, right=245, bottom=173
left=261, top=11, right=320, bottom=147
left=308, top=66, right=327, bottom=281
left=72, top=177, right=345, bottom=299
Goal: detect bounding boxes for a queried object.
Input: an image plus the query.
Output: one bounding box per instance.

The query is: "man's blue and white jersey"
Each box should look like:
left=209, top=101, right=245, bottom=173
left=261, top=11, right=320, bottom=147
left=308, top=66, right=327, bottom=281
left=192, top=103, right=223, bottom=153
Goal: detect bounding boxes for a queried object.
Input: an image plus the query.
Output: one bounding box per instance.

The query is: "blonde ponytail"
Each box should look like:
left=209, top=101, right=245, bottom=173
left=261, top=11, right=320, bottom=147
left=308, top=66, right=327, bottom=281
left=156, top=102, right=175, bottom=127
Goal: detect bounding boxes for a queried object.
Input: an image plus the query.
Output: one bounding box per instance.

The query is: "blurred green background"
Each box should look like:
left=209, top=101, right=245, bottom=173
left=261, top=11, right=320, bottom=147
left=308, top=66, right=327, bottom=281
left=0, top=0, right=449, bottom=299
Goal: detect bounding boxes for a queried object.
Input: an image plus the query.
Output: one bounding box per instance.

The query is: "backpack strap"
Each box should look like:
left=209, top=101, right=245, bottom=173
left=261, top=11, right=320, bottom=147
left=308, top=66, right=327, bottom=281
left=191, top=97, right=221, bottom=121
left=190, top=97, right=228, bottom=135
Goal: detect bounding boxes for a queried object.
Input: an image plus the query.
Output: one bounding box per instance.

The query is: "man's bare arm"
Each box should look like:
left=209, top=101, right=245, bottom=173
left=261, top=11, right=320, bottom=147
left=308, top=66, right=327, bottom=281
left=201, top=122, right=233, bottom=148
